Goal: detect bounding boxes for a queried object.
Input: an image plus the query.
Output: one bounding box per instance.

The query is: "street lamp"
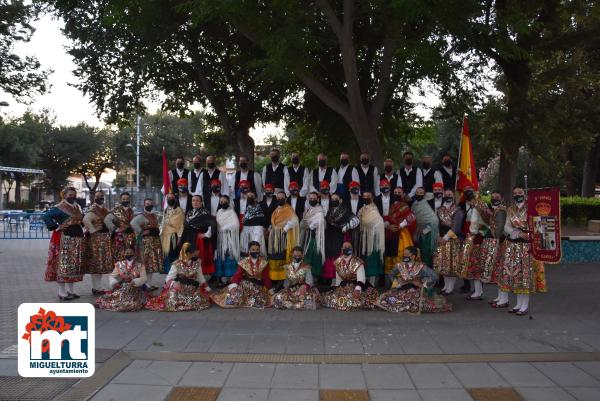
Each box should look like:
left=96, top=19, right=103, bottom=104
left=125, top=115, right=141, bottom=192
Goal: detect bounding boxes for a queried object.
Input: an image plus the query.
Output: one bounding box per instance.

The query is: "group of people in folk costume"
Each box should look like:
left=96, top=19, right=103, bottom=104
left=42, top=149, right=546, bottom=314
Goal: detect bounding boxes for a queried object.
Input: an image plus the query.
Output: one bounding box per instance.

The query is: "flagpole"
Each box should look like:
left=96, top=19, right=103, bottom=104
left=454, top=114, right=466, bottom=193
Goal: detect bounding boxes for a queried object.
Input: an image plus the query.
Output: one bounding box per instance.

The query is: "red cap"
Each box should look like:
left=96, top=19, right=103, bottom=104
left=264, top=183, right=275, bottom=191
left=177, top=178, right=188, bottom=186
left=210, top=179, right=222, bottom=186
left=380, top=178, right=390, bottom=187
left=239, top=179, right=250, bottom=188
left=289, top=181, right=299, bottom=190
left=348, top=181, right=360, bottom=189
left=320, top=180, right=329, bottom=189
left=433, top=182, right=444, bottom=190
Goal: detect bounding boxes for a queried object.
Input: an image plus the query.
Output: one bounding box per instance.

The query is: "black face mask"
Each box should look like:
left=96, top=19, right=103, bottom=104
left=293, top=256, right=303, bottom=263
left=402, top=256, right=412, bottom=263
left=414, top=195, right=424, bottom=201
left=95, top=198, right=104, bottom=205
left=350, top=188, right=360, bottom=195
left=65, top=197, right=76, bottom=204
left=330, top=200, right=340, bottom=208
left=381, top=187, right=390, bottom=194
left=265, top=191, right=274, bottom=198
left=212, top=186, right=221, bottom=193
left=392, top=194, right=401, bottom=202
left=363, top=198, right=371, bottom=204
left=239, top=162, right=248, bottom=170
left=144, top=205, right=153, bottom=212
left=176, top=163, right=184, bottom=169
left=464, top=190, right=474, bottom=200
left=343, top=248, right=353, bottom=256
left=384, top=166, right=393, bottom=173
left=207, top=162, right=215, bottom=169
left=290, top=189, right=299, bottom=196
left=292, top=157, right=300, bottom=165
left=422, top=161, right=431, bottom=169
left=443, top=160, right=452, bottom=167
left=194, top=162, right=201, bottom=169
left=191, top=256, right=199, bottom=261
left=491, top=199, right=502, bottom=207
left=318, top=159, right=326, bottom=167
left=361, top=158, right=369, bottom=165
left=404, top=158, right=413, bottom=166
left=250, top=251, right=260, bottom=259
left=271, top=155, right=279, bottom=163
left=434, top=192, right=443, bottom=199
left=167, top=199, right=176, bottom=206
left=121, top=201, right=130, bottom=207
left=220, top=202, right=229, bottom=209
left=442, top=196, right=453, bottom=204
left=276, top=198, right=286, bottom=206
left=340, top=159, right=349, bottom=167
left=241, top=187, right=249, bottom=194
left=178, top=186, right=187, bottom=193
left=247, top=198, right=256, bottom=205
left=513, top=194, right=525, bottom=203
left=309, top=199, right=318, bottom=207
left=125, top=255, right=134, bottom=261
left=321, top=189, right=330, bottom=195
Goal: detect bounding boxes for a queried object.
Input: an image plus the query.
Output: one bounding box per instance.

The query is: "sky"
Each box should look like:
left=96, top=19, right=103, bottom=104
left=1, top=14, right=440, bottom=145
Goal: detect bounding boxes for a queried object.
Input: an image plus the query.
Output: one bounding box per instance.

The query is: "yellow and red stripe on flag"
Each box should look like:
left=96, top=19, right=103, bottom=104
left=456, top=115, right=478, bottom=192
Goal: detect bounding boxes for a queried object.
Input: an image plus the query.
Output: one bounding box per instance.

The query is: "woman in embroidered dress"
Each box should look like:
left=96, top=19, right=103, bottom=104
left=433, top=189, right=464, bottom=295
left=272, top=246, right=320, bottom=310
left=146, top=243, right=211, bottom=311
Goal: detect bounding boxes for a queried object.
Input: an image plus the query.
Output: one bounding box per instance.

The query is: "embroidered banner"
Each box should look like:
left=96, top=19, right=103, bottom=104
left=527, top=187, right=561, bottom=263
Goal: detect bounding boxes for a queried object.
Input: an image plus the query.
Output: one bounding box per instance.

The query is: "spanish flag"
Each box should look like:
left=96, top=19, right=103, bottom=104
left=456, top=115, right=478, bottom=191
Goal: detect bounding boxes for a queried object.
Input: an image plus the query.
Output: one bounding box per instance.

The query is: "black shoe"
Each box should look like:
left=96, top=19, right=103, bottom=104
left=59, top=294, right=75, bottom=301
left=516, top=309, right=529, bottom=316
left=68, top=292, right=80, bottom=299
left=92, top=289, right=106, bottom=295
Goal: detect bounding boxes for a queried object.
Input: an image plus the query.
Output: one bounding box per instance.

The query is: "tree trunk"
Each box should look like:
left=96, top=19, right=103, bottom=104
left=561, top=145, right=577, bottom=196
left=15, top=174, right=22, bottom=204
left=581, top=134, right=600, bottom=197
left=350, top=120, right=384, bottom=168
left=498, top=141, right=519, bottom=200
left=146, top=174, right=152, bottom=190
left=236, top=128, right=256, bottom=168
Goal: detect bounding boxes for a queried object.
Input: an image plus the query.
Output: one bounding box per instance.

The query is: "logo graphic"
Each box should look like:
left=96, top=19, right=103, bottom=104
left=18, top=303, right=95, bottom=377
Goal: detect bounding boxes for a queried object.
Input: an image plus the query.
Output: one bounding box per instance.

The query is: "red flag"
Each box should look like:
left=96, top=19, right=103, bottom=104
left=456, top=115, right=479, bottom=191
left=161, top=147, right=170, bottom=207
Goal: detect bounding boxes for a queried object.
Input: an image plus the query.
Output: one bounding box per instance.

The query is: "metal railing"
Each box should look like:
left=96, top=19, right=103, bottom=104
left=0, top=212, right=51, bottom=239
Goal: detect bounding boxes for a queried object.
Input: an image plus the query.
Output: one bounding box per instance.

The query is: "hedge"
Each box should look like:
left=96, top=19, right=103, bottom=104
left=561, top=196, right=600, bottom=224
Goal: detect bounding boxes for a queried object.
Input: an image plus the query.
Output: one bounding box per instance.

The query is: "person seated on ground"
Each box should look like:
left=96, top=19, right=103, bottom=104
left=272, top=246, right=320, bottom=310
left=210, top=241, right=272, bottom=309
left=377, top=246, right=452, bottom=314
left=146, top=242, right=212, bottom=312
left=321, top=241, right=378, bottom=311
left=95, top=246, right=147, bottom=312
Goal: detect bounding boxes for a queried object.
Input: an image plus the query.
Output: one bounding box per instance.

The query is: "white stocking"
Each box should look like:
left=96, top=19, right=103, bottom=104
left=472, top=280, right=483, bottom=297
left=514, top=294, right=523, bottom=310
left=146, top=272, right=153, bottom=286
left=520, top=294, right=530, bottom=312
left=445, top=276, right=457, bottom=293
left=441, top=276, right=449, bottom=292
left=368, top=276, right=376, bottom=286
left=498, top=290, right=509, bottom=305
left=57, top=282, right=67, bottom=297
left=66, top=282, right=74, bottom=294
left=91, top=274, right=103, bottom=290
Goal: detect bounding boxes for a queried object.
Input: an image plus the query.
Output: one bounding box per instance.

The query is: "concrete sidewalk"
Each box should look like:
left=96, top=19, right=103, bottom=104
left=1, top=239, right=599, bottom=400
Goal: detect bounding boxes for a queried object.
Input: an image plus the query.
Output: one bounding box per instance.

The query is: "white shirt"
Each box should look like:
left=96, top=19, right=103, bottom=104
left=320, top=197, right=330, bottom=214
left=422, top=168, right=444, bottom=200
left=291, top=197, right=298, bottom=210
left=239, top=197, right=247, bottom=215
left=178, top=194, right=189, bottom=212
left=465, top=201, right=483, bottom=235
left=360, top=165, right=381, bottom=196
left=336, top=165, right=360, bottom=191
left=434, top=197, right=443, bottom=210
left=188, top=169, right=204, bottom=195
left=210, top=194, right=220, bottom=216
left=200, top=168, right=230, bottom=197
left=381, top=194, right=391, bottom=217
left=285, top=165, right=310, bottom=197
left=350, top=198, right=360, bottom=214
left=399, top=167, right=423, bottom=198
left=310, top=167, right=338, bottom=193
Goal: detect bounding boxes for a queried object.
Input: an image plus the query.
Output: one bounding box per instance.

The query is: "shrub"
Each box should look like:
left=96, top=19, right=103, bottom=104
left=561, top=196, right=600, bottom=225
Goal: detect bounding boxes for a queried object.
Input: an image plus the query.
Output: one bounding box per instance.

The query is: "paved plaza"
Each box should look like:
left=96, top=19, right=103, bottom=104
left=0, top=239, right=599, bottom=401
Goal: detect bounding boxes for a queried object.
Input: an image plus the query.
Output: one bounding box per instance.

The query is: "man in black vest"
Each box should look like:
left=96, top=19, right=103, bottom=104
left=234, top=180, right=251, bottom=220
left=175, top=178, right=193, bottom=213
left=286, top=152, right=310, bottom=197
left=381, top=158, right=400, bottom=191
left=399, top=151, right=423, bottom=198
left=169, top=156, right=189, bottom=196
left=311, top=153, right=337, bottom=195
left=260, top=183, right=277, bottom=225
left=336, top=152, right=359, bottom=200
left=234, top=155, right=263, bottom=201
left=261, top=148, right=289, bottom=193
left=440, top=153, right=457, bottom=192
left=357, top=153, right=380, bottom=197
left=421, top=155, right=443, bottom=207
left=344, top=181, right=364, bottom=215
left=200, top=155, right=229, bottom=204
left=287, top=181, right=306, bottom=221
left=188, top=154, right=204, bottom=196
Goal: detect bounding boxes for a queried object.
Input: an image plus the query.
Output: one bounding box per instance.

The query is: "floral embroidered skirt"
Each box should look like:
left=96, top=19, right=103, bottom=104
left=146, top=282, right=210, bottom=312
left=140, top=235, right=163, bottom=274
left=321, top=284, right=378, bottom=311
left=113, top=231, right=136, bottom=262
left=479, top=237, right=502, bottom=283
left=84, top=232, right=113, bottom=274
left=44, top=231, right=84, bottom=283
left=377, top=287, right=452, bottom=313
left=95, top=283, right=146, bottom=312
left=272, top=285, right=320, bottom=310
left=211, top=280, right=271, bottom=309
left=497, top=241, right=547, bottom=295
left=433, top=238, right=462, bottom=277
left=459, top=234, right=483, bottom=280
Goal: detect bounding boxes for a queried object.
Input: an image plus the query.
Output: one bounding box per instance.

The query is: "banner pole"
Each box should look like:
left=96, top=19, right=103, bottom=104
left=524, top=174, right=534, bottom=320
